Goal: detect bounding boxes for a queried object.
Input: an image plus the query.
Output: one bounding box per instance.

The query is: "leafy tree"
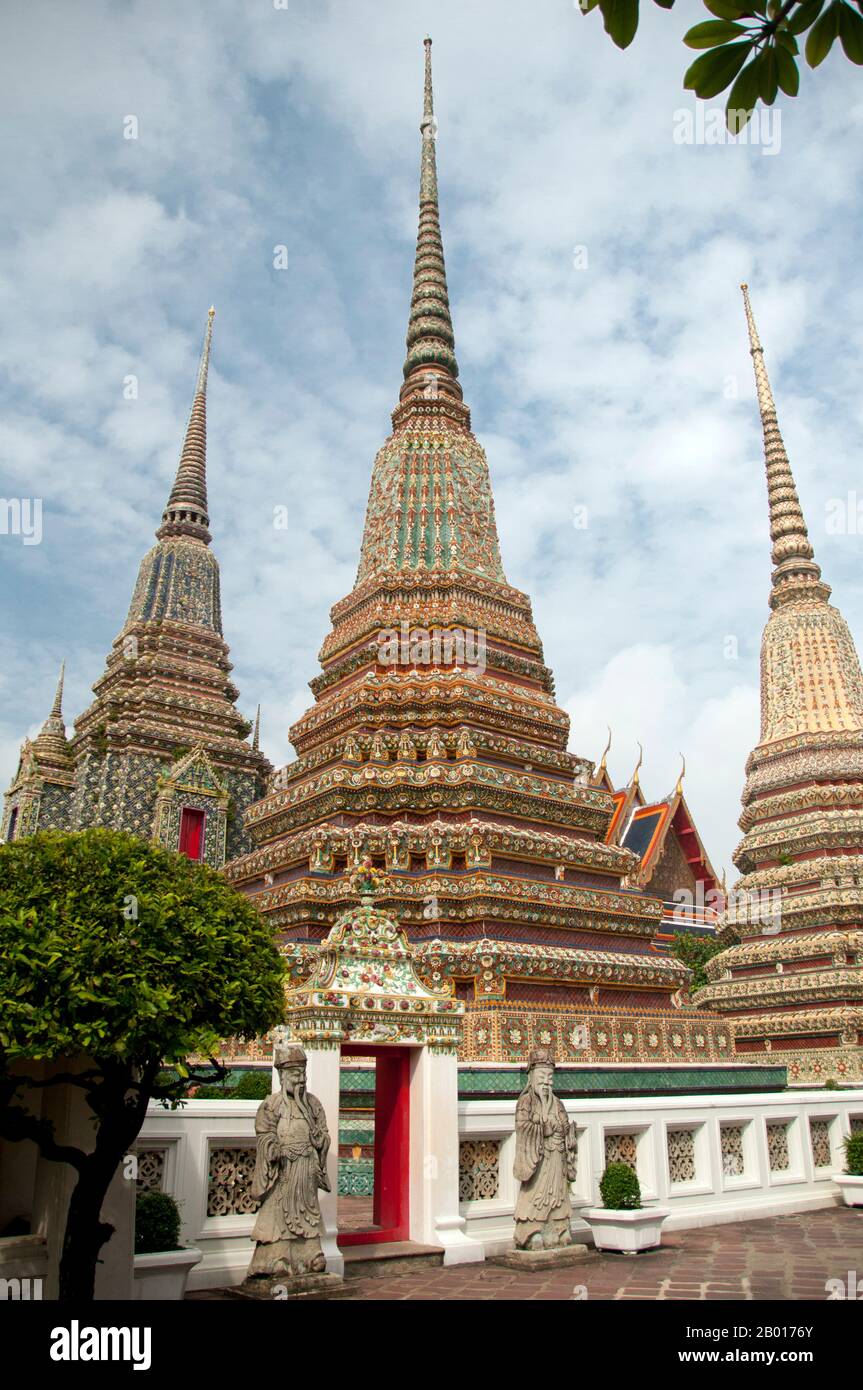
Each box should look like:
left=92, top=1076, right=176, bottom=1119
left=672, top=929, right=725, bottom=991
left=580, top=0, right=863, bottom=128
left=0, top=829, right=285, bottom=1302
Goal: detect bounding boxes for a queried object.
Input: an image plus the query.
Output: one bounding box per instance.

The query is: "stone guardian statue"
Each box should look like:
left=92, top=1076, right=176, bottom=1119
left=247, top=1045, right=331, bottom=1279
left=513, top=1048, right=578, bottom=1250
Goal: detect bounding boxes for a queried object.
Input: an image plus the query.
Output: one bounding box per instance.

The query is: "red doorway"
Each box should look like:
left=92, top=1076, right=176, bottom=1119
left=338, top=1046, right=410, bottom=1246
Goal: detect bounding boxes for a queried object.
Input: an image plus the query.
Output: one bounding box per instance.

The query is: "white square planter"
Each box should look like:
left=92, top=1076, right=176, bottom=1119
left=834, top=1174, right=863, bottom=1208
left=133, top=1248, right=202, bottom=1300
left=581, top=1208, right=669, bottom=1254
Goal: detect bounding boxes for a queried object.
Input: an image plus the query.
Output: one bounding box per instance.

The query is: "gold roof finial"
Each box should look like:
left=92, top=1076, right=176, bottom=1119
left=630, top=742, right=643, bottom=788
left=740, top=284, right=828, bottom=610
left=674, top=752, right=686, bottom=798
left=252, top=703, right=261, bottom=752
left=597, top=725, right=612, bottom=773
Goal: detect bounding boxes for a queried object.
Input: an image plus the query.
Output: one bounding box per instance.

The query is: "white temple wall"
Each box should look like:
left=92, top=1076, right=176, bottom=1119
left=136, top=1088, right=863, bottom=1289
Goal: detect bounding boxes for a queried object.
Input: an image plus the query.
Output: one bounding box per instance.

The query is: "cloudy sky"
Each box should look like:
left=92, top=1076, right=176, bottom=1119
left=1, top=0, right=862, bottom=878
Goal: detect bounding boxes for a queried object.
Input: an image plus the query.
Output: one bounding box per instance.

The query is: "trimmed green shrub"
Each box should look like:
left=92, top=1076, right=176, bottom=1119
left=843, top=1133, right=863, bottom=1177
left=135, top=1190, right=182, bottom=1254
left=599, top=1161, right=642, bottom=1210
left=233, top=1070, right=272, bottom=1099
left=191, top=1069, right=272, bottom=1100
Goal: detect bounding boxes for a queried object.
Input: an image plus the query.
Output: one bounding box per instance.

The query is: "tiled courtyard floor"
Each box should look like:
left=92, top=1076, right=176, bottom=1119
left=194, top=1208, right=863, bottom=1301
left=341, top=1208, right=863, bottom=1301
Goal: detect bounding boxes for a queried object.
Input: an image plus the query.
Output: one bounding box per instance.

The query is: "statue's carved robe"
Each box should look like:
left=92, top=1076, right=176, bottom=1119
left=247, top=1088, right=331, bottom=1277
left=513, top=1087, right=577, bottom=1249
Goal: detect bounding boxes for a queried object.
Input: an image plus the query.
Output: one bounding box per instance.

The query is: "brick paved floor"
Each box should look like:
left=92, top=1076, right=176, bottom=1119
left=334, top=1208, right=863, bottom=1301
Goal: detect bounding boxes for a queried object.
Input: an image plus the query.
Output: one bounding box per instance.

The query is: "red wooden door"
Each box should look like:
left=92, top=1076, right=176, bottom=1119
left=339, top=1046, right=410, bottom=1246
left=178, top=807, right=205, bottom=861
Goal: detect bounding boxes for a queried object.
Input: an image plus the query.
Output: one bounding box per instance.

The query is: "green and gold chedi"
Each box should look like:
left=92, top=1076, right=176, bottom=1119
left=226, top=40, right=732, bottom=1068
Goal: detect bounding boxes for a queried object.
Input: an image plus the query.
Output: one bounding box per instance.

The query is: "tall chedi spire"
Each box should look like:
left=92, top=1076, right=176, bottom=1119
left=226, top=41, right=733, bottom=1077
left=740, top=284, right=829, bottom=611
left=63, top=307, right=271, bottom=864
left=157, top=306, right=214, bottom=545
left=401, top=37, right=460, bottom=398
left=356, top=36, right=505, bottom=584
left=695, top=286, right=863, bottom=1086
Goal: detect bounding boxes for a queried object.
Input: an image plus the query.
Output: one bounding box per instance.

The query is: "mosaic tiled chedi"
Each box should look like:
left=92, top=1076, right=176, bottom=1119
left=2, top=309, right=270, bottom=866
left=225, top=40, right=731, bottom=1067
left=695, top=287, right=863, bottom=1086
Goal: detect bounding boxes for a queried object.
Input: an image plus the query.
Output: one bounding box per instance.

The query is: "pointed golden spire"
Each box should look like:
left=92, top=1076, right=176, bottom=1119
left=674, top=752, right=686, bottom=798
left=400, top=38, right=461, bottom=404
left=592, top=726, right=612, bottom=784
left=157, top=307, right=215, bottom=545
left=740, top=285, right=829, bottom=610
left=630, top=742, right=643, bottom=788
left=252, top=704, right=261, bottom=752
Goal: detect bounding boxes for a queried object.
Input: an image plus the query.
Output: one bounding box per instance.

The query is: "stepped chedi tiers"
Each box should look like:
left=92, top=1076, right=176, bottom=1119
left=227, top=39, right=733, bottom=1067
left=695, top=286, right=863, bottom=1086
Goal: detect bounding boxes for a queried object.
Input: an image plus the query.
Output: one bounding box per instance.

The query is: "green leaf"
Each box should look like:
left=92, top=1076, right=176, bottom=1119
left=684, top=39, right=755, bottom=96
left=599, top=0, right=640, bottom=48
left=704, top=0, right=748, bottom=15
left=787, top=0, right=826, bottom=33
left=775, top=42, right=801, bottom=90
left=578, top=0, right=602, bottom=11
left=726, top=58, right=761, bottom=129
left=684, top=19, right=749, bottom=46
left=805, top=1, right=841, bottom=63
left=652, top=0, right=676, bottom=9
left=756, top=45, right=780, bottom=100
left=838, top=0, right=863, bottom=61
left=775, top=28, right=800, bottom=52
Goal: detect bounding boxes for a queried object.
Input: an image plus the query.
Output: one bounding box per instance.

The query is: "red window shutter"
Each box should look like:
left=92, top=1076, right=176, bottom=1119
left=178, top=807, right=205, bottom=861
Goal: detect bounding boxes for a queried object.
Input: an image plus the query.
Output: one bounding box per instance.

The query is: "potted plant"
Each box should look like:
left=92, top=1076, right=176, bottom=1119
left=133, top=1190, right=202, bottom=1300
left=834, top=1132, right=863, bottom=1207
left=581, top=1162, right=669, bottom=1254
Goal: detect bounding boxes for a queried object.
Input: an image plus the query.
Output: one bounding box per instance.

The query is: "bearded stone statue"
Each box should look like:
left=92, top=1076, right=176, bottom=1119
left=247, top=1045, right=331, bottom=1280
left=513, top=1049, right=578, bottom=1250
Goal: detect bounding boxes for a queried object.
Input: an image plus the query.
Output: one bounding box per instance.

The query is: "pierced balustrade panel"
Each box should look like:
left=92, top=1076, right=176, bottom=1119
left=766, top=1122, right=790, bottom=1172
left=207, top=1144, right=257, bottom=1216
left=604, top=1133, right=637, bottom=1170
left=667, top=1128, right=696, bottom=1184
left=809, top=1119, right=832, bottom=1169
left=134, top=1148, right=166, bottom=1192
left=459, top=1140, right=501, bottom=1202
left=720, top=1125, right=745, bottom=1178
